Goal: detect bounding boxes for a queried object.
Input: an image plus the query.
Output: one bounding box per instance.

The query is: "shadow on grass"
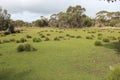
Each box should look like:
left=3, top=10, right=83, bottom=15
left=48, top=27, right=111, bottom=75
left=103, top=42, right=120, bottom=54
left=0, top=68, right=32, bottom=80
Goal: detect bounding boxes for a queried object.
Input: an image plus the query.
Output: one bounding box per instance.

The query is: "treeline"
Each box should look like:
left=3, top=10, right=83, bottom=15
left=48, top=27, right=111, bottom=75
left=32, top=5, right=120, bottom=28
left=0, top=5, right=120, bottom=33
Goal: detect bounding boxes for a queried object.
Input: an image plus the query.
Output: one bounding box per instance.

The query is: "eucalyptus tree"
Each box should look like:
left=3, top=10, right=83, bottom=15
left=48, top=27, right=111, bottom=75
left=0, top=7, right=11, bottom=31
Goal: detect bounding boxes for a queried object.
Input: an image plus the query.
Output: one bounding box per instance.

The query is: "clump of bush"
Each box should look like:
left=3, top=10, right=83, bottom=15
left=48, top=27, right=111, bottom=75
left=44, top=37, right=50, bottom=41
left=9, top=38, right=16, bottom=42
left=58, top=36, right=64, bottom=38
left=16, top=40, right=20, bottom=43
left=54, top=37, right=60, bottom=41
left=94, top=41, right=102, bottom=46
left=3, top=39, right=10, bottom=43
left=69, top=35, right=75, bottom=38
left=108, top=66, right=120, bottom=80
left=103, top=38, right=110, bottom=43
left=0, top=40, right=2, bottom=44
left=76, top=36, right=82, bottom=38
left=26, top=35, right=32, bottom=38
left=33, top=38, right=41, bottom=42
left=59, top=31, right=64, bottom=33
left=109, top=36, right=117, bottom=40
left=98, top=36, right=102, bottom=40
left=86, top=36, right=93, bottom=39
left=17, top=43, right=37, bottom=52
left=46, top=34, right=51, bottom=36
left=66, top=34, right=70, bottom=37
left=40, top=35, right=46, bottom=38
left=20, top=38, right=27, bottom=43
left=98, top=33, right=103, bottom=36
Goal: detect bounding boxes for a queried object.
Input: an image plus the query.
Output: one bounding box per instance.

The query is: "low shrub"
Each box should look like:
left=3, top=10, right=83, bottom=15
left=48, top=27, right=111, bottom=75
left=3, top=39, right=10, bottom=43
left=40, top=35, right=46, bottom=38
left=0, top=40, right=2, bottom=44
left=16, top=40, right=20, bottom=43
left=3, top=31, right=10, bottom=35
left=59, top=31, right=63, bottom=33
left=108, top=66, right=120, bottom=80
left=86, top=36, right=93, bottom=39
left=94, top=41, right=102, bottom=46
left=33, top=38, right=41, bottom=42
left=17, top=44, right=25, bottom=52
left=66, top=34, right=70, bottom=37
left=0, top=53, right=2, bottom=56
left=98, top=33, right=103, bottom=36
left=26, top=35, right=32, bottom=38
left=76, top=36, right=82, bottom=38
left=108, top=36, right=117, bottom=40
left=9, top=38, right=16, bottom=42
left=58, top=36, right=64, bottom=38
left=44, top=37, right=50, bottom=41
left=70, top=35, right=75, bottom=38
left=46, top=34, right=51, bottom=36
left=98, top=36, right=102, bottom=40
left=20, top=38, right=27, bottom=43
left=17, top=43, right=37, bottom=52
left=103, top=38, right=110, bottom=42
left=54, top=37, right=60, bottom=41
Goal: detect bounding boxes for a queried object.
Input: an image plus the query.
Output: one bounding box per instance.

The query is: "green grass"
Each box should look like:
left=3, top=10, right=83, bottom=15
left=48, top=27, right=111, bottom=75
left=0, top=27, right=120, bottom=80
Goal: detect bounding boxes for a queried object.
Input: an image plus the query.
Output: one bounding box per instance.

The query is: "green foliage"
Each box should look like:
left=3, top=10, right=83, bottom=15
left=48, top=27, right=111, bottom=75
left=44, top=37, right=50, bottom=41
left=33, top=38, right=41, bottom=42
left=26, top=35, right=32, bottom=38
left=48, top=5, right=92, bottom=28
left=86, top=36, right=93, bottom=39
left=32, top=16, right=48, bottom=27
left=20, top=38, right=27, bottom=43
left=94, top=41, right=102, bottom=46
left=76, top=35, right=82, bottom=38
left=17, top=43, right=37, bottom=52
left=109, top=66, right=120, bottom=80
left=54, top=37, right=60, bottom=41
left=103, top=38, right=110, bottom=42
left=17, top=44, right=25, bottom=52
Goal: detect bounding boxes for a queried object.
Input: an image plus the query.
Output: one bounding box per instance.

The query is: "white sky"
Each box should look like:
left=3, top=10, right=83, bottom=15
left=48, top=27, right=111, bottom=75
left=0, top=0, right=120, bottom=22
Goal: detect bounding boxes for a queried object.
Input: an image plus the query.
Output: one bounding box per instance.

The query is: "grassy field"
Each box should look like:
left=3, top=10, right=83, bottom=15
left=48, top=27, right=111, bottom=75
left=0, top=27, right=120, bottom=80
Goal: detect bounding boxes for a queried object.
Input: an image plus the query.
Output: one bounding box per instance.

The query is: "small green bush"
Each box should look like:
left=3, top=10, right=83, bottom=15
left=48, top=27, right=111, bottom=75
left=26, top=35, right=32, bottom=38
left=54, top=37, right=60, bottom=41
left=17, top=43, right=37, bottom=52
left=70, top=35, right=75, bottom=38
left=46, top=34, right=51, bottom=36
left=98, top=33, right=103, bottom=36
left=58, top=36, right=64, bottom=38
left=103, top=38, right=110, bottom=42
left=40, top=35, right=46, bottom=38
left=17, top=44, right=25, bottom=52
left=44, top=37, right=50, bottom=41
left=3, top=39, right=10, bottom=43
left=16, top=40, right=20, bottom=43
left=20, top=38, right=27, bottom=43
left=76, top=36, right=82, bottom=38
left=94, top=41, right=102, bottom=46
left=33, top=38, right=41, bottom=42
left=0, top=40, right=2, bottom=44
left=109, top=66, right=120, bottom=80
left=86, top=36, right=93, bottom=39
left=9, top=38, right=16, bottom=42
left=24, top=43, right=32, bottom=51
left=98, top=36, right=102, bottom=40
left=66, top=34, right=70, bottom=37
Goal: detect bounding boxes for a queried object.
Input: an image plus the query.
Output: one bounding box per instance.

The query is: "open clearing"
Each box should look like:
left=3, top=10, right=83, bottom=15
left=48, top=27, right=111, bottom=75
left=0, top=27, right=120, bottom=80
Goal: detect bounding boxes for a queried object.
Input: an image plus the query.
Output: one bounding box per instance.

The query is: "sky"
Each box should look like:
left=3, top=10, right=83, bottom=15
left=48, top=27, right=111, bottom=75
left=0, top=0, right=120, bottom=22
